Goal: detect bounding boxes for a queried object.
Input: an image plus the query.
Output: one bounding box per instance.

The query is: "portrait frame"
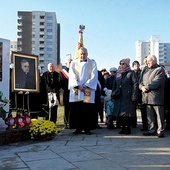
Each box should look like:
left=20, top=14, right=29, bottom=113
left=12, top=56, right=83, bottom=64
left=11, top=52, right=40, bottom=93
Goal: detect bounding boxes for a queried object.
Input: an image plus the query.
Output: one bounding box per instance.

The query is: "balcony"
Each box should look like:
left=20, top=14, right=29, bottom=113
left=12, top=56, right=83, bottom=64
left=39, top=56, right=45, bottom=61
left=17, top=25, right=22, bottom=30
left=39, top=44, right=45, bottom=48
left=18, top=19, right=22, bottom=24
left=17, top=32, right=22, bottom=36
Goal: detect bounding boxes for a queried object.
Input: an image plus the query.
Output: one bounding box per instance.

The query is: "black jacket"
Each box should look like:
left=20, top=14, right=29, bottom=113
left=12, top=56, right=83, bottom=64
left=41, top=71, right=61, bottom=105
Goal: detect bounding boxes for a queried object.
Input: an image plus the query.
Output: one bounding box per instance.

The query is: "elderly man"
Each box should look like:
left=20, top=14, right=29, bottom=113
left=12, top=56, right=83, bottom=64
left=68, top=47, right=98, bottom=135
left=139, top=55, right=165, bottom=138
left=41, top=63, right=61, bottom=123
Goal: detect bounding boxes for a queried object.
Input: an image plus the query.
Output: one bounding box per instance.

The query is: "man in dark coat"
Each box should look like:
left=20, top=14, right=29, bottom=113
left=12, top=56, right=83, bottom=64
left=132, top=60, right=148, bottom=130
left=41, top=63, right=61, bottom=123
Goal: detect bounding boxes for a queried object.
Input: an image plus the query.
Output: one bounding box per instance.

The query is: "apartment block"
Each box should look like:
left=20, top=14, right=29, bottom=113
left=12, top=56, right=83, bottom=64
left=136, top=35, right=170, bottom=69
left=17, top=11, right=60, bottom=71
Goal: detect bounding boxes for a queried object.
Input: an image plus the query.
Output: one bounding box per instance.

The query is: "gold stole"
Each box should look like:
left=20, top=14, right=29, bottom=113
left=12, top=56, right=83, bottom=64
left=74, top=58, right=92, bottom=103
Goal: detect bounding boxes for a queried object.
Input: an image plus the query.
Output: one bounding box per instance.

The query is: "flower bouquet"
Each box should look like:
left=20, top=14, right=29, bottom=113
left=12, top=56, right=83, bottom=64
left=29, top=119, right=58, bottom=141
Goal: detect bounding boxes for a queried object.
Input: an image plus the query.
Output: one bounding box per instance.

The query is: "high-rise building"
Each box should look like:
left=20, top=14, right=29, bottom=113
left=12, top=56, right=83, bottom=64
left=17, top=11, right=60, bottom=71
left=136, top=35, right=170, bottom=69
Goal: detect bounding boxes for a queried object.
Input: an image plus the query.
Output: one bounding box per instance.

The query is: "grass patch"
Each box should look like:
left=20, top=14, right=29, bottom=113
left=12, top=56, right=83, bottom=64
left=56, top=105, right=65, bottom=130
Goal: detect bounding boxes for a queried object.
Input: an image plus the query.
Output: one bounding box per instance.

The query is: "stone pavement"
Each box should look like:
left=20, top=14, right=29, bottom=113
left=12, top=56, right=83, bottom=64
left=0, top=119, right=170, bottom=170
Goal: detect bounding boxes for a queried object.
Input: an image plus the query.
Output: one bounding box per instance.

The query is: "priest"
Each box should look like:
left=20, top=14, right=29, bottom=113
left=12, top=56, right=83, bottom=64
left=68, top=47, right=98, bottom=135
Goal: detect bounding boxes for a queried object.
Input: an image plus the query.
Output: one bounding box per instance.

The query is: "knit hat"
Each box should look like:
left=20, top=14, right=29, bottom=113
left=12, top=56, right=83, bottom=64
left=120, top=57, right=130, bottom=66
left=109, top=67, right=117, bottom=72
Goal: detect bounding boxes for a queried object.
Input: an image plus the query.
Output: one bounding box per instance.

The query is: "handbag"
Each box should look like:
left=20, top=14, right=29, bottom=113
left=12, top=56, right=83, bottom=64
left=111, top=80, right=122, bottom=99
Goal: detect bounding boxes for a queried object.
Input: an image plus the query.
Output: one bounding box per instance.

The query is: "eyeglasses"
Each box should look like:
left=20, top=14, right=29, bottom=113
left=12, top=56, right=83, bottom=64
left=120, top=63, right=125, bottom=66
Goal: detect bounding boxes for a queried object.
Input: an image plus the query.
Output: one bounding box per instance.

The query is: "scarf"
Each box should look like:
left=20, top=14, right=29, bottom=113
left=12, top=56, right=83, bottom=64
left=116, top=66, right=131, bottom=79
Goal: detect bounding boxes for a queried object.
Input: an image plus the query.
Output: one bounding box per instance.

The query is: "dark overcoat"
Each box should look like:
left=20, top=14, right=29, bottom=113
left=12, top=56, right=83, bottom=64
left=112, top=70, right=138, bottom=117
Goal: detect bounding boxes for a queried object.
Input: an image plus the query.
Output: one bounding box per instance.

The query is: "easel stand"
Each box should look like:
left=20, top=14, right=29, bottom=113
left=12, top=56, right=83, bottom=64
left=14, top=91, right=30, bottom=116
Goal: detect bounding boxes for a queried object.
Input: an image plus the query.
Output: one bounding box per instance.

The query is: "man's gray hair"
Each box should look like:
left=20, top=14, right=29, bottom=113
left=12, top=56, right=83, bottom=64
left=47, top=63, right=55, bottom=68
left=79, top=47, right=88, bottom=53
left=147, top=55, right=157, bottom=63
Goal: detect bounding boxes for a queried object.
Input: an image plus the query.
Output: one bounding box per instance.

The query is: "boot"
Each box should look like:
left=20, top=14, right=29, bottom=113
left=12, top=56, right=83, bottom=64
left=125, top=126, right=131, bottom=135
left=107, top=115, right=113, bottom=130
left=119, top=126, right=126, bottom=134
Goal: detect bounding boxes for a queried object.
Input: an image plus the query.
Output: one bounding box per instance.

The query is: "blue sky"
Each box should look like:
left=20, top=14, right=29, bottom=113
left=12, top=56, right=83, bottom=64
left=0, top=0, right=170, bottom=71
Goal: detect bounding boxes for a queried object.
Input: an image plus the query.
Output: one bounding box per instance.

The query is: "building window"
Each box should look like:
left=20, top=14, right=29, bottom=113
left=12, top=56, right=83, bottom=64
left=47, top=16, right=53, bottom=20
left=46, top=60, right=52, bottom=64
left=47, top=48, right=52, bottom=51
left=32, top=34, right=35, bottom=38
left=47, top=54, right=52, bottom=58
left=32, top=15, right=35, bottom=19
left=47, top=29, right=52, bottom=32
left=47, top=35, right=52, bottom=39
left=47, top=23, right=53, bottom=26
left=46, top=41, right=52, bottom=45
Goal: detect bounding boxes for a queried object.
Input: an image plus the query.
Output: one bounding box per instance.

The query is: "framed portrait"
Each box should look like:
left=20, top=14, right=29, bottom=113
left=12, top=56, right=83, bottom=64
left=11, top=52, right=40, bottom=93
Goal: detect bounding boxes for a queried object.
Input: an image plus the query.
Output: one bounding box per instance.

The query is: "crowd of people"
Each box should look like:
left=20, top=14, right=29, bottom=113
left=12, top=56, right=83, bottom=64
left=39, top=47, right=170, bottom=138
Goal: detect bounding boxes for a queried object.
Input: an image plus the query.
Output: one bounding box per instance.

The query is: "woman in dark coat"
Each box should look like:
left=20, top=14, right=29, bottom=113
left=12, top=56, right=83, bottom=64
left=112, top=58, right=138, bottom=134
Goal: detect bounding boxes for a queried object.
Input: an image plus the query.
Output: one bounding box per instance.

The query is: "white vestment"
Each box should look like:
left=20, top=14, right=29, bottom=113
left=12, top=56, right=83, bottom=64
left=68, top=58, right=98, bottom=103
